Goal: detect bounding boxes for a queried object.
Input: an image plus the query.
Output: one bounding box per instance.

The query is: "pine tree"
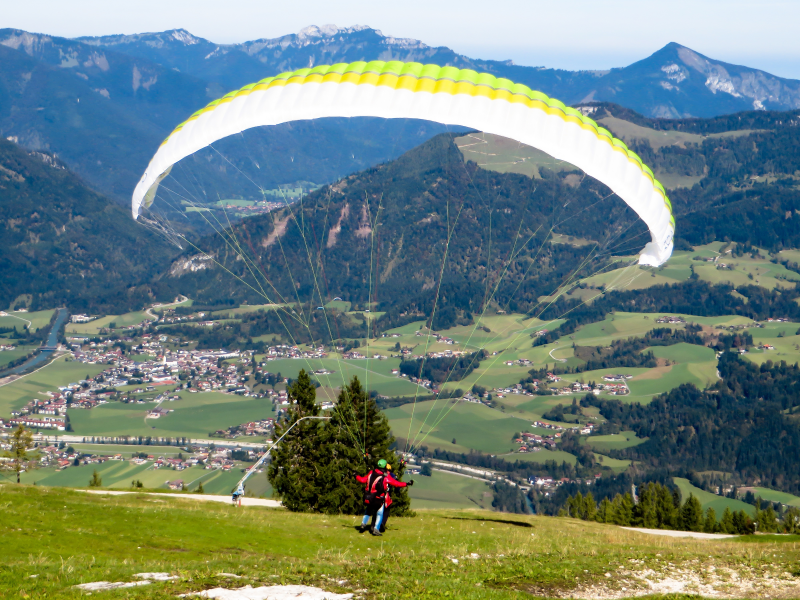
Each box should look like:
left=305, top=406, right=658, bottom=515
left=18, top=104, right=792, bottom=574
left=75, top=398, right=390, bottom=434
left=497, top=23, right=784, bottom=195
left=655, top=484, right=678, bottom=529
left=703, top=507, right=718, bottom=533
left=267, top=369, right=323, bottom=512
left=597, top=497, right=613, bottom=523
left=720, top=506, right=735, bottom=533
left=634, top=483, right=659, bottom=528
left=679, top=494, right=704, bottom=531
left=88, top=470, right=102, bottom=488
left=756, top=504, right=778, bottom=533
left=316, top=376, right=412, bottom=515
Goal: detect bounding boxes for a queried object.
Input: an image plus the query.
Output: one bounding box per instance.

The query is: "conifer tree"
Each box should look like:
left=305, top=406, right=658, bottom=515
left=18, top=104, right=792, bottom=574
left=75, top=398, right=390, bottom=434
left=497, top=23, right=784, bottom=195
left=720, top=506, right=735, bottom=533
left=611, top=492, right=634, bottom=526
left=316, top=376, right=412, bottom=515
left=267, top=369, right=322, bottom=512
left=703, top=507, right=718, bottom=533
left=597, top=497, right=613, bottom=523
left=680, top=494, right=704, bottom=531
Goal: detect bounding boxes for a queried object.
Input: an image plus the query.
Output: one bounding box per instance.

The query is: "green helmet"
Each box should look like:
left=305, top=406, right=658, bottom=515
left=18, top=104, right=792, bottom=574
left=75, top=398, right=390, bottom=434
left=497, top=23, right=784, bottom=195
left=377, top=459, right=387, bottom=469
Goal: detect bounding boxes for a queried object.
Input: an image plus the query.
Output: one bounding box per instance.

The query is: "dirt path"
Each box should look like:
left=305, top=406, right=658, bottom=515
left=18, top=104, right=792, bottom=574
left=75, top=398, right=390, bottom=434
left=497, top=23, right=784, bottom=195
left=81, top=489, right=281, bottom=508
left=621, top=526, right=736, bottom=539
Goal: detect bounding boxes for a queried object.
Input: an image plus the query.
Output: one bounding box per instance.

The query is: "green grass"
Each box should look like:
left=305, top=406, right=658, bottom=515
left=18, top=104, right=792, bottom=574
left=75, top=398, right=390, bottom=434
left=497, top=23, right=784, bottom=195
left=748, top=487, right=800, bottom=507
left=0, top=483, right=797, bottom=600
left=386, top=399, right=536, bottom=454
left=586, top=431, right=647, bottom=452
left=0, top=356, right=106, bottom=418
left=409, top=469, right=493, bottom=509
left=0, top=344, right=36, bottom=368
left=68, top=444, right=187, bottom=457
left=20, top=461, right=266, bottom=496
left=673, top=477, right=756, bottom=517
left=261, top=357, right=421, bottom=398
left=68, top=391, right=277, bottom=439
left=455, top=132, right=576, bottom=179
left=0, top=308, right=54, bottom=333
left=65, top=311, right=153, bottom=334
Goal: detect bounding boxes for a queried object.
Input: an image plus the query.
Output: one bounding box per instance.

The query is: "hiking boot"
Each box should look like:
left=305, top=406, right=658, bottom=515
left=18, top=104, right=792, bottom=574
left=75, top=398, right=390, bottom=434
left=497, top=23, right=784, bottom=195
left=370, top=528, right=382, bottom=536
left=379, top=526, right=386, bottom=533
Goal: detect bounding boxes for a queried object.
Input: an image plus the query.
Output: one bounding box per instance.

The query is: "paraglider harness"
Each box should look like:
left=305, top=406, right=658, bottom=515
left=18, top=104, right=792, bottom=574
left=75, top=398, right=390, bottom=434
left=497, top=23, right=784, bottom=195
left=363, top=469, right=388, bottom=506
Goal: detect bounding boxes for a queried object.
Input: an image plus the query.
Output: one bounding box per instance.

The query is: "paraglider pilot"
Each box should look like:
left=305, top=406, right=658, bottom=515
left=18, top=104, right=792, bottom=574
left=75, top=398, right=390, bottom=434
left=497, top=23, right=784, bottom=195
left=355, top=459, right=413, bottom=536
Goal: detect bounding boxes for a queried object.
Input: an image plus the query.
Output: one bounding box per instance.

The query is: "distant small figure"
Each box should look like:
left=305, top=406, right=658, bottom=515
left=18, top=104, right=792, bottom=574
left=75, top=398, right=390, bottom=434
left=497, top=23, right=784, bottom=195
left=232, top=482, right=244, bottom=507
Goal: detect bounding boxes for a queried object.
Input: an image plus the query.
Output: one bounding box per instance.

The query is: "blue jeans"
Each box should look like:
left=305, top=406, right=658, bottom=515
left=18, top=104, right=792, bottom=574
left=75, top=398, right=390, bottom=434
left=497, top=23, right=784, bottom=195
left=361, top=502, right=384, bottom=528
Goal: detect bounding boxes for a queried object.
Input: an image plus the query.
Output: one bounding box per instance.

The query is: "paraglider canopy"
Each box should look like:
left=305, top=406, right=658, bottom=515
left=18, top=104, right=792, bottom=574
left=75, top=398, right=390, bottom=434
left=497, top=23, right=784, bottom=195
left=132, top=61, right=674, bottom=266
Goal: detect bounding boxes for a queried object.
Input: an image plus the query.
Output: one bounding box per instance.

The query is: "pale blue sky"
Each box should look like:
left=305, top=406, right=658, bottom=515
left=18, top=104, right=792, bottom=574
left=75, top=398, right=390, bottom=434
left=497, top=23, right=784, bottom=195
left=5, top=0, right=800, bottom=78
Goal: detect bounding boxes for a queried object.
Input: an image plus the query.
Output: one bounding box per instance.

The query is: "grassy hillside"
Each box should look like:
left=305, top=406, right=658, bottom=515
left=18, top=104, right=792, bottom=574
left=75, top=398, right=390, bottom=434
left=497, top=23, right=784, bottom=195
left=673, top=477, right=756, bottom=517
left=1, top=484, right=799, bottom=599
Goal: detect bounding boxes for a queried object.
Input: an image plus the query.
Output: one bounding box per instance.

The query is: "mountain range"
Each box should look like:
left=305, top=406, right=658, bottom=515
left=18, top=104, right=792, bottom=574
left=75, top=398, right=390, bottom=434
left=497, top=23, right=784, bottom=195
left=2, top=25, right=800, bottom=206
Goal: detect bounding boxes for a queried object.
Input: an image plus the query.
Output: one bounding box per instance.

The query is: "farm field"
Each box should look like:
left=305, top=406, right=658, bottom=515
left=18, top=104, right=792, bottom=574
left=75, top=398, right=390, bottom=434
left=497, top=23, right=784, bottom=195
left=69, top=443, right=187, bottom=457
left=0, top=308, right=54, bottom=333
left=68, top=391, right=276, bottom=439
left=385, top=399, right=535, bottom=454
left=571, top=242, right=800, bottom=301
left=497, top=448, right=578, bottom=465
left=260, top=357, right=421, bottom=398
left=0, top=344, right=36, bottom=369
left=748, top=487, right=800, bottom=507
left=586, top=431, right=647, bottom=452
left=65, top=311, right=154, bottom=335
left=408, top=469, right=493, bottom=510
left=0, top=356, right=106, bottom=418
left=17, top=461, right=270, bottom=497
left=673, top=477, right=756, bottom=517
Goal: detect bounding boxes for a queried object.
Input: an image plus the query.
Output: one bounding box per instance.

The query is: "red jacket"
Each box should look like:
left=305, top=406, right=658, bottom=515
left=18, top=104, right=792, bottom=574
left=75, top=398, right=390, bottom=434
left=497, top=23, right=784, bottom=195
left=356, top=468, right=408, bottom=506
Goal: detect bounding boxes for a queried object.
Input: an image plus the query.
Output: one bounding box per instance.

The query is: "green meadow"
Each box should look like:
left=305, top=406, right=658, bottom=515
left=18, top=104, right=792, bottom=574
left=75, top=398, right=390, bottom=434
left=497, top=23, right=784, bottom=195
left=2, top=484, right=799, bottom=600
left=385, top=399, right=535, bottom=454
left=68, top=391, right=276, bottom=439
left=409, top=469, right=494, bottom=510
left=673, top=477, right=756, bottom=517
left=586, top=431, right=647, bottom=453
left=65, top=311, right=154, bottom=335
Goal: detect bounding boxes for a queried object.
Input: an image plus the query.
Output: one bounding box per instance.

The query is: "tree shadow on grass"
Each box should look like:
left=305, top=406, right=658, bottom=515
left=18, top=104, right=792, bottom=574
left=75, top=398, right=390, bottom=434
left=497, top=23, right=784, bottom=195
left=443, top=516, right=533, bottom=528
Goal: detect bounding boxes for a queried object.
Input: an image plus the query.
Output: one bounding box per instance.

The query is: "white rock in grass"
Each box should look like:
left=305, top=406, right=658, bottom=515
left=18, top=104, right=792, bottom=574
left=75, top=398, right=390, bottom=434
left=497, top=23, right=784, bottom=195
left=135, top=573, right=178, bottom=581
left=75, top=581, right=151, bottom=591
left=187, top=585, right=353, bottom=599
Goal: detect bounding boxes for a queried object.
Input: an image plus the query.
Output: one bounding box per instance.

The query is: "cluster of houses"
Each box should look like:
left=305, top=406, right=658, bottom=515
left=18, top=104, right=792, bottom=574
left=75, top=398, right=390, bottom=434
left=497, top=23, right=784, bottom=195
left=414, top=331, right=458, bottom=346
left=656, top=315, right=685, bottom=324
left=503, top=358, right=533, bottom=367
left=32, top=444, right=247, bottom=476
left=531, top=420, right=595, bottom=435
left=529, top=474, right=602, bottom=493
left=0, top=344, right=15, bottom=351
left=211, top=418, right=275, bottom=439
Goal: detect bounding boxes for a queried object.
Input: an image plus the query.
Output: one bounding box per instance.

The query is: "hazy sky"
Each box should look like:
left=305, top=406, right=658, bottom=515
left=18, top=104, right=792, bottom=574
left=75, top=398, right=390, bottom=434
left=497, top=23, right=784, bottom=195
left=6, top=0, right=800, bottom=78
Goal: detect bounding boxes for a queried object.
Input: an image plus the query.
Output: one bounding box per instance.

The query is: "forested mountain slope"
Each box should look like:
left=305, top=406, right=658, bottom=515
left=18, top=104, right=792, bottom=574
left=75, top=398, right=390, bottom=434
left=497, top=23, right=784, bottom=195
left=158, top=133, right=648, bottom=325
left=0, top=138, right=174, bottom=312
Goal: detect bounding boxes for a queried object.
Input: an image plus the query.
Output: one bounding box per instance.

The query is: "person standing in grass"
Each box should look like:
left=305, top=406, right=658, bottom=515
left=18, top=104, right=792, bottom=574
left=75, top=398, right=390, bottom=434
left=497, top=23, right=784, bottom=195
left=355, top=460, right=413, bottom=535
left=378, top=463, right=413, bottom=533
left=356, top=459, right=390, bottom=536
